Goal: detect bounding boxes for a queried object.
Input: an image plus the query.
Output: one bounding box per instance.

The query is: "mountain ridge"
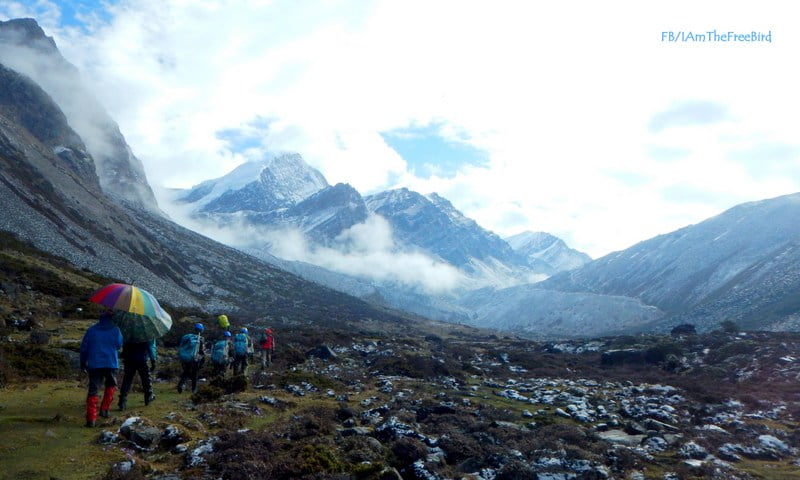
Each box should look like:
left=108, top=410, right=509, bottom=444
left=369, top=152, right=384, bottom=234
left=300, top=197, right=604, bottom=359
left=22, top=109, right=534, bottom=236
left=539, top=192, right=800, bottom=331
left=0, top=18, right=160, bottom=212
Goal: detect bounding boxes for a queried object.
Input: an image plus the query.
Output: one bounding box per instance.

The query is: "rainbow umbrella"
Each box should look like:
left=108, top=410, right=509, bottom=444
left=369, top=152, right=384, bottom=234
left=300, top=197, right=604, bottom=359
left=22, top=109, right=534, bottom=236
left=89, top=283, right=172, bottom=342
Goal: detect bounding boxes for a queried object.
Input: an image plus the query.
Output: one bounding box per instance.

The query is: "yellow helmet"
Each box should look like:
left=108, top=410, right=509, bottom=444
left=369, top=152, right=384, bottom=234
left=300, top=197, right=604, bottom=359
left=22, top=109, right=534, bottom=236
left=217, top=314, right=230, bottom=328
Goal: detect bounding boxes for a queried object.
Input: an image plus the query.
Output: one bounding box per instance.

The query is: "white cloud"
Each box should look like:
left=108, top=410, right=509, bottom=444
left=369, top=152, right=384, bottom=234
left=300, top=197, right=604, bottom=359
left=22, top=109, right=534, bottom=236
left=2, top=0, right=799, bottom=258
left=157, top=191, right=465, bottom=294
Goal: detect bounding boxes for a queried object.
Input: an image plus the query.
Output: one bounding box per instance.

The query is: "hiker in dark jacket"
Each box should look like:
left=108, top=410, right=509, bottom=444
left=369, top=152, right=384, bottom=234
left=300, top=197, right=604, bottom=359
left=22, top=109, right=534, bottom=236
left=79, top=310, right=123, bottom=427
left=118, top=340, right=157, bottom=410
left=177, top=323, right=205, bottom=394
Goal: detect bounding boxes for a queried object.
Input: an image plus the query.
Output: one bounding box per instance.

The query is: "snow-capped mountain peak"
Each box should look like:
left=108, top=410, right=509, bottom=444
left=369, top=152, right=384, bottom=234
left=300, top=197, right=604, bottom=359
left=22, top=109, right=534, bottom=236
left=178, top=152, right=328, bottom=213
left=506, top=230, right=592, bottom=272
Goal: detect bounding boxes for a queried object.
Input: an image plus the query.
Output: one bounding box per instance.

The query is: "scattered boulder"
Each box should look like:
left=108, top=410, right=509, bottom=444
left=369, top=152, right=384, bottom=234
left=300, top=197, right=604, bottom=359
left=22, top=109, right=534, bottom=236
left=119, top=417, right=162, bottom=451
left=306, top=344, right=338, bottom=360
left=98, top=430, right=120, bottom=445
left=28, top=331, right=50, bottom=345
left=597, top=429, right=645, bottom=447
left=678, top=441, right=708, bottom=460
left=671, top=324, right=697, bottom=336
left=160, top=425, right=187, bottom=451
left=601, top=349, right=646, bottom=366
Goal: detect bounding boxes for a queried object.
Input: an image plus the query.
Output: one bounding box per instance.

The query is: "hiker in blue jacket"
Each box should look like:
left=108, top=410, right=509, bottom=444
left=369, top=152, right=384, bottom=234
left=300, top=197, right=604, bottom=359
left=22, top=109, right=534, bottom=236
left=118, top=339, right=157, bottom=410
left=210, top=331, right=233, bottom=377
left=177, top=323, right=205, bottom=394
left=79, top=310, right=123, bottom=427
left=232, top=327, right=253, bottom=376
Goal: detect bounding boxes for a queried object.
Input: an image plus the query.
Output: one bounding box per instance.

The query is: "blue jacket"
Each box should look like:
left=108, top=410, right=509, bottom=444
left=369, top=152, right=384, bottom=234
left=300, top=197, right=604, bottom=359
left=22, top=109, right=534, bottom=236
left=80, top=314, right=123, bottom=370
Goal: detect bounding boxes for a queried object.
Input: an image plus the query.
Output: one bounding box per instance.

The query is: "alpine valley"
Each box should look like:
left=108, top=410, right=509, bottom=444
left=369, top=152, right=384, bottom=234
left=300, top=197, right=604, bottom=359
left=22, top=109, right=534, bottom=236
left=4, top=17, right=800, bottom=480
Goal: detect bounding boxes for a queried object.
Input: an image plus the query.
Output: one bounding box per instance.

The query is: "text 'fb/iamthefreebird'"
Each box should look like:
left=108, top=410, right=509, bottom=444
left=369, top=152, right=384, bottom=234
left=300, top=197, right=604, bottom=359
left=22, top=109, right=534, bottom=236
left=661, top=30, right=772, bottom=43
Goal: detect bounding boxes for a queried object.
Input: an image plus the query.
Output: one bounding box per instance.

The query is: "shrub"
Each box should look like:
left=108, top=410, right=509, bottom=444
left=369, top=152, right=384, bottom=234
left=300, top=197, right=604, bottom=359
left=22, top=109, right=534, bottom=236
left=671, top=324, right=697, bottom=336
left=210, top=374, right=248, bottom=394
left=720, top=320, right=740, bottom=333
left=644, top=341, right=683, bottom=364
left=191, top=384, right=224, bottom=404
left=285, top=406, right=337, bottom=440
left=296, top=444, right=345, bottom=476
left=0, top=344, right=72, bottom=380
left=390, top=437, right=427, bottom=467
left=0, top=348, right=10, bottom=387
left=495, top=460, right=535, bottom=480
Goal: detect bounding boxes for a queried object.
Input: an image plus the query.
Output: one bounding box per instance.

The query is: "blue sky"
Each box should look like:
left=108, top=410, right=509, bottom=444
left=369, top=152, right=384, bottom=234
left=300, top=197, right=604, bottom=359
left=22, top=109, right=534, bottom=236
left=381, top=125, right=488, bottom=179
left=54, top=0, right=113, bottom=29
left=1, top=0, right=799, bottom=258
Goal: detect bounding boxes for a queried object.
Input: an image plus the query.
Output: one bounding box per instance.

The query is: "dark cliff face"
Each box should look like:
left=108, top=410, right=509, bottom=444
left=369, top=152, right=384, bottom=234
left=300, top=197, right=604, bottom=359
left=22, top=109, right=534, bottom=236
left=0, top=62, right=98, bottom=184
left=0, top=18, right=58, bottom=53
left=0, top=18, right=160, bottom=213
left=284, top=183, right=370, bottom=244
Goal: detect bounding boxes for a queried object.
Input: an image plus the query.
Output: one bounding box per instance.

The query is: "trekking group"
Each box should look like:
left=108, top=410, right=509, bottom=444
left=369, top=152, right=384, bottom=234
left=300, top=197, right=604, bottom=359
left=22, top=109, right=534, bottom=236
left=80, top=311, right=275, bottom=427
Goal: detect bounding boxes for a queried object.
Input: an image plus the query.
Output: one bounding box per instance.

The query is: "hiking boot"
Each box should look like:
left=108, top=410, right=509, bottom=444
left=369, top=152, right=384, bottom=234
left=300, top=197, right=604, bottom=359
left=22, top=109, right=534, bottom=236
left=145, top=393, right=155, bottom=406
left=99, top=409, right=109, bottom=418
left=177, top=383, right=184, bottom=394
left=85, top=420, right=96, bottom=428
left=118, top=398, right=127, bottom=411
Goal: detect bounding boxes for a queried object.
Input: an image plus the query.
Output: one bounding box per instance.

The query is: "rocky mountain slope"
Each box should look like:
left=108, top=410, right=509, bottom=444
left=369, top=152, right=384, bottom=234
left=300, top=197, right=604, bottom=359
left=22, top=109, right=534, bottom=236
left=0, top=18, right=159, bottom=212
left=541, top=193, right=800, bottom=331
left=365, top=189, right=547, bottom=282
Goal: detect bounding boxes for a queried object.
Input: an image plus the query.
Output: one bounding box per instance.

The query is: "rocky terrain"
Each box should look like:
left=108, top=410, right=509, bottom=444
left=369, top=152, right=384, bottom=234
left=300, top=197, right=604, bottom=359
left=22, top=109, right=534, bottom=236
left=2, top=235, right=800, bottom=480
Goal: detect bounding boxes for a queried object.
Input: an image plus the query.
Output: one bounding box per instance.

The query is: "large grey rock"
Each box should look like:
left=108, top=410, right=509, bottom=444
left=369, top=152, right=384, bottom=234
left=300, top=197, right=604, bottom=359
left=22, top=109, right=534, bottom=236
left=678, top=441, right=708, bottom=460
left=597, top=429, right=645, bottom=447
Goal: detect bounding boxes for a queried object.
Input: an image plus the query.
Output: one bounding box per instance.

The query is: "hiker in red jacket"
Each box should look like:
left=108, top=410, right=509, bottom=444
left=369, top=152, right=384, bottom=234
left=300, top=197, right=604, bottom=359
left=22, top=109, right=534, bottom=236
left=259, top=328, right=274, bottom=370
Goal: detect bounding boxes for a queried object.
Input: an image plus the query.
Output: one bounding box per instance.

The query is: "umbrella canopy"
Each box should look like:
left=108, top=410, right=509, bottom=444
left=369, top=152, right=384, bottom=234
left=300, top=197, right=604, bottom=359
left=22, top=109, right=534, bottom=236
left=89, top=283, right=172, bottom=342
left=112, top=311, right=172, bottom=343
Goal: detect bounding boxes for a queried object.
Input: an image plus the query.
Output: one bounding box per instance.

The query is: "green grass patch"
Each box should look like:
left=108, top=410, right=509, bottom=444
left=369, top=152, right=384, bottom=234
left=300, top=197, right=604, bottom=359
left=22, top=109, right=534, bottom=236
left=0, top=380, right=125, bottom=480
left=733, top=459, right=800, bottom=480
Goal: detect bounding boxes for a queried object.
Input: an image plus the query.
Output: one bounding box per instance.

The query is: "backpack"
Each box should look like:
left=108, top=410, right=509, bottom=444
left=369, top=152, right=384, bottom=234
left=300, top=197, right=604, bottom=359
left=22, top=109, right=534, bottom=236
left=211, top=340, right=229, bottom=365
left=234, top=333, right=248, bottom=356
left=178, top=333, right=201, bottom=363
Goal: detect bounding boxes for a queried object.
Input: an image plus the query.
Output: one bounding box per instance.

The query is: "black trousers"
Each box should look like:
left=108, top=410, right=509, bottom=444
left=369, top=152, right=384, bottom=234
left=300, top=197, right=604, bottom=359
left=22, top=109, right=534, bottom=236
left=178, top=358, right=203, bottom=391
left=87, top=368, right=117, bottom=396
left=212, top=361, right=228, bottom=377
left=232, top=355, right=247, bottom=375
left=119, top=360, right=152, bottom=399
